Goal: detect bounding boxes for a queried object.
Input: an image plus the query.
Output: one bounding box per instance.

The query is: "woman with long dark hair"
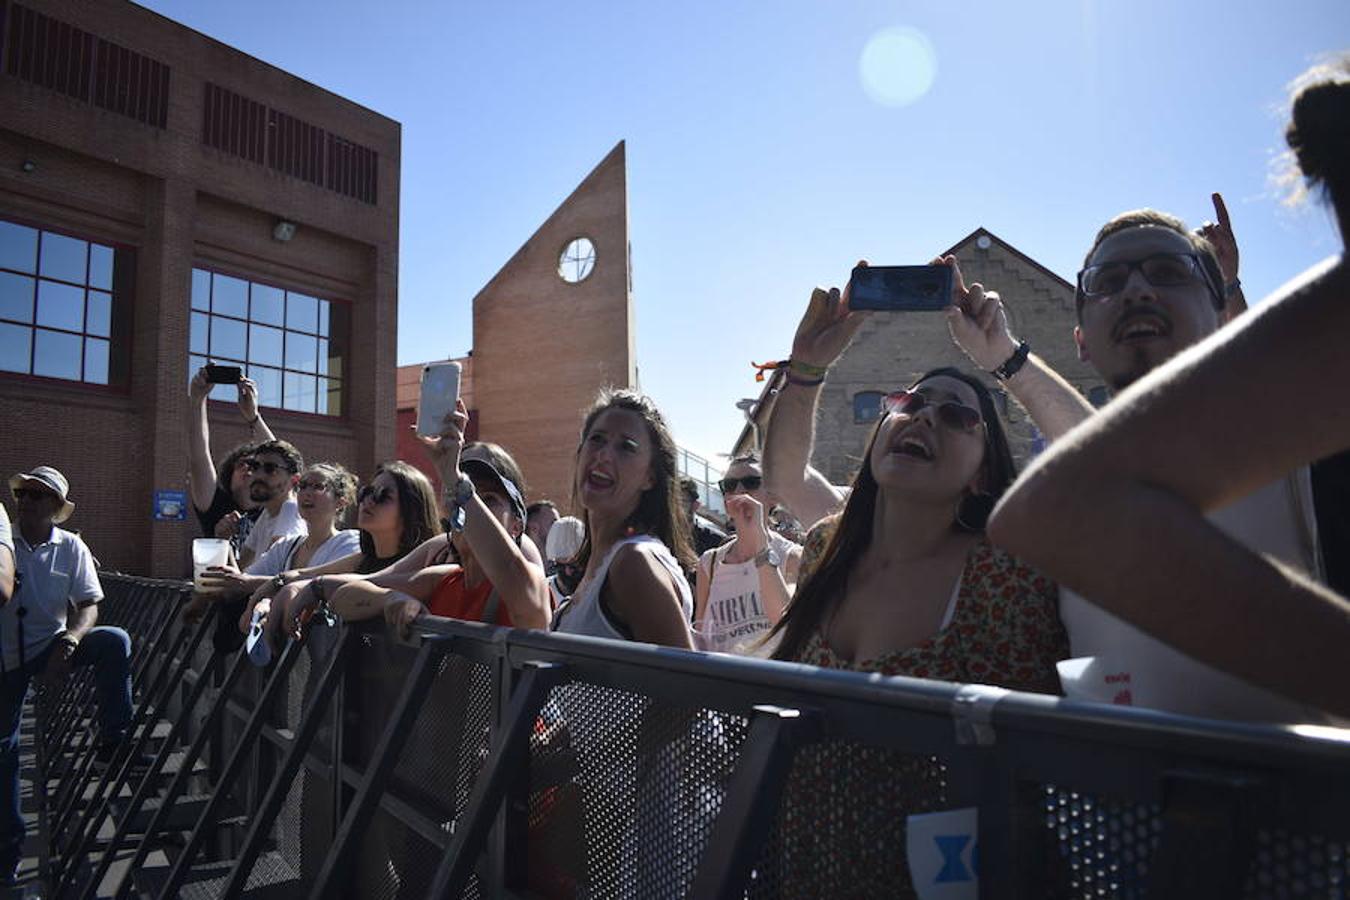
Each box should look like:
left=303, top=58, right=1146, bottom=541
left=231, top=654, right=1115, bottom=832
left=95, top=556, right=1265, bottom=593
left=769, top=366, right=1066, bottom=683
left=551, top=389, right=696, bottom=648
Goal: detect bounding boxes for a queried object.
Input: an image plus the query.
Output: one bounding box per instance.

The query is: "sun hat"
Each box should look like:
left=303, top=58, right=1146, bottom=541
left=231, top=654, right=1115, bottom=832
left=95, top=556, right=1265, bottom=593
left=9, top=465, right=76, bottom=524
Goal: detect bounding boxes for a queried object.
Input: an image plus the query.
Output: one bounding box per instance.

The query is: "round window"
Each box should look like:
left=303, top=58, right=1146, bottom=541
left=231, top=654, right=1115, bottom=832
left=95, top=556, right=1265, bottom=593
left=558, top=237, right=596, bottom=283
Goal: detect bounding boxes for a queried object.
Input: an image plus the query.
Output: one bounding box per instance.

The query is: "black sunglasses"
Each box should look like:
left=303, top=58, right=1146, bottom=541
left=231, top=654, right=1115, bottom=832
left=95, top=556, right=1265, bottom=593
left=358, top=485, right=395, bottom=506
left=13, top=488, right=56, bottom=501
left=243, top=459, right=293, bottom=476
left=719, top=475, right=763, bottom=494
left=883, top=390, right=983, bottom=432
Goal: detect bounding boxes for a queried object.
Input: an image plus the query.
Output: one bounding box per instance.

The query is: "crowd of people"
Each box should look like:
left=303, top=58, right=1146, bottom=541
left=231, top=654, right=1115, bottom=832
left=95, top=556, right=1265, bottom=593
left=0, top=54, right=1346, bottom=890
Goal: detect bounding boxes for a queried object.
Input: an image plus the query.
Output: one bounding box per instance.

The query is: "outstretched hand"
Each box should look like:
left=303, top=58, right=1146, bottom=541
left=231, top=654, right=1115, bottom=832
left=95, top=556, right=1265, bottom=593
left=939, top=255, right=1019, bottom=373
left=791, top=264, right=869, bottom=369
left=1195, top=192, right=1239, bottom=284
left=189, top=367, right=212, bottom=403
left=416, top=398, right=469, bottom=485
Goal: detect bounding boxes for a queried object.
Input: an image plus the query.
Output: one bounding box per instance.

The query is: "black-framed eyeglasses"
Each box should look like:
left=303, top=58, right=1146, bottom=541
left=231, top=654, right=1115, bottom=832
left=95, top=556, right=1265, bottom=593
left=358, top=485, right=395, bottom=506
left=883, top=390, right=983, bottom=432
left=1077, top=252, right=1212, bottom=299
left=719, top=475, right=763, bottom=494
left=241, top=458, right=293, bottom=476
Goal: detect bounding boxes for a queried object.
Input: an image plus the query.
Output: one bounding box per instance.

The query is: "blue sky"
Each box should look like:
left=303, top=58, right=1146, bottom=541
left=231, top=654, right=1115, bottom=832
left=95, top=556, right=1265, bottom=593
left=139, top=1, right=1348, bottom=466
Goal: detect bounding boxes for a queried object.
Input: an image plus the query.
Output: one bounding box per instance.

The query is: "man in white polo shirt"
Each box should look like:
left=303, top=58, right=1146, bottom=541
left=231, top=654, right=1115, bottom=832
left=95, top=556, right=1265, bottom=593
left=1, top=467, right=134, bottom=882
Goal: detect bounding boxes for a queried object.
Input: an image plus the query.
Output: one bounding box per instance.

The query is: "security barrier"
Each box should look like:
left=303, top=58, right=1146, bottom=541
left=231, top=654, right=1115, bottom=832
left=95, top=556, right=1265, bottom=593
left=37, top=574, right=1350, bottom=898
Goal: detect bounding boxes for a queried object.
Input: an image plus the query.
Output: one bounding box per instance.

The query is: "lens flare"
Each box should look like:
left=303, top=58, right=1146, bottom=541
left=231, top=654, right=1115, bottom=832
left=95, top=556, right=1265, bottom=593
left=859, top=27, right=937, bottom=108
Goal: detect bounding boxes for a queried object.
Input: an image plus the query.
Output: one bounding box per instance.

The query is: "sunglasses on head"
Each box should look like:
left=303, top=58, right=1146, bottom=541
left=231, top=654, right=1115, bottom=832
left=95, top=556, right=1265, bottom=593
left=1077, top=252, right=1212, bottom=300
left=883, top=390, right=983, bottom=432
left=243, top=459, right=292, bottom=476
left=358, top=485, right=395, bottom=506
left=719, top=475, right=763, bottom=494
left=296, top=479, right=331, bottom=493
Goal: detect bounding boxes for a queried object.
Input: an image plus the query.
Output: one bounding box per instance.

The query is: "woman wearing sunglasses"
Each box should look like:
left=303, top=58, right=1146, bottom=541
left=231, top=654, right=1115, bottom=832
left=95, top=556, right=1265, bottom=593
left=756, top=261, right=1090, bottom=895
left=241, top=460, right=441, bottom=645
left=693, top=454, right=801, bottom=654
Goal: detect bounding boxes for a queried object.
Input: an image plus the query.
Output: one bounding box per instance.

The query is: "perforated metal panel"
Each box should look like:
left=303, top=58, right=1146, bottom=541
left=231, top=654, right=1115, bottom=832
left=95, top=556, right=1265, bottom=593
left=745, top=740, right=949, bottom=900
left=1042, top=785, right=1162, bottom=899
left=348, top=638, right=493, bottom=899
left=527, top=682, right=751, bottom=899
left=1244, top=830, right=1350, bottom=897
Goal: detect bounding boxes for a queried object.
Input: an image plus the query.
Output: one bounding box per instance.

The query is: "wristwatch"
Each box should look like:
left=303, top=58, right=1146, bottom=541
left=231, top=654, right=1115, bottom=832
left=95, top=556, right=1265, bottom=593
left=441, top=475, right=474, bottom=533
left=57, top=633, right=80, bottom=656
left=753, top=546, right=783, bottom=569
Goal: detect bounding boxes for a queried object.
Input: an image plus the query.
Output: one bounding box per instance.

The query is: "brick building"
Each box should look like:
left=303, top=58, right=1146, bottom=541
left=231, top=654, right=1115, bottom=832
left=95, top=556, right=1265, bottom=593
left=733, top=228, right=1105, bottom=484
left=398, top=143, right=635, bottom=511
left=0, top=0, right=400, bottom=575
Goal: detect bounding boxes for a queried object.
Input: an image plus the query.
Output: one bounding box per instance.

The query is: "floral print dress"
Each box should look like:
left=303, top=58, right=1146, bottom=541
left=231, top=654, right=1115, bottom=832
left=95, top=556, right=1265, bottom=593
left=767, top=520, right=1068, bottom=898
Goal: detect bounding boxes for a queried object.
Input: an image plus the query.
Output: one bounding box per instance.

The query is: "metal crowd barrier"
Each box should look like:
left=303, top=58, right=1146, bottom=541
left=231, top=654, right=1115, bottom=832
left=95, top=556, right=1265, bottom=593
left=35, top=574, right=1350, bottom=898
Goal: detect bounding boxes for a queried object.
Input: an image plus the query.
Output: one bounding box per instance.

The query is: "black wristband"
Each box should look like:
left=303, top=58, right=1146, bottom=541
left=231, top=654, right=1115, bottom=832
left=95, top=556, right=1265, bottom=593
left=991, top=340, right=1031, bottom=381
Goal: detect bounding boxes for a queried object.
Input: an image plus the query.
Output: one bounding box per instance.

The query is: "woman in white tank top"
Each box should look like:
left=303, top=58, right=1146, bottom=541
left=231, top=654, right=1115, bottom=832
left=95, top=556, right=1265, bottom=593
left=551, top=390, right=696, bottom=647
left=694, top=455, right=802, bottom=654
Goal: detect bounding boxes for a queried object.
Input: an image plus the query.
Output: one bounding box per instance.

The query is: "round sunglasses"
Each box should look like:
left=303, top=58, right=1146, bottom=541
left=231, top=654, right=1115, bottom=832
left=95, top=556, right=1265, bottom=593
left=883, top=390, right=982, bottom=432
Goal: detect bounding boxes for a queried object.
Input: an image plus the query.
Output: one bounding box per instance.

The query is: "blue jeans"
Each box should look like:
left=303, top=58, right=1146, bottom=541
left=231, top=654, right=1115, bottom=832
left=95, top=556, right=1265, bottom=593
left=0, top=627, right=133, bottom=869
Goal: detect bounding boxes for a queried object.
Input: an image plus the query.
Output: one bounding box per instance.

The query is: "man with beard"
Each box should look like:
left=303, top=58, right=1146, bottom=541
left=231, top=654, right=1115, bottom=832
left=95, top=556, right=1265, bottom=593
left=1060, top=199, right=1327, bottom=721
left=236, top=440, right=306, bottom=569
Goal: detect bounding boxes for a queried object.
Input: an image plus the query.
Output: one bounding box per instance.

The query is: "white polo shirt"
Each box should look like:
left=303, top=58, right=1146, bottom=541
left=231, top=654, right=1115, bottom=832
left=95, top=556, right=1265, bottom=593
left=0, top=504, right=12, bottom=555
left=5, top=525, right=102, bottom=672
left=241, top=498, right=306, bottom=559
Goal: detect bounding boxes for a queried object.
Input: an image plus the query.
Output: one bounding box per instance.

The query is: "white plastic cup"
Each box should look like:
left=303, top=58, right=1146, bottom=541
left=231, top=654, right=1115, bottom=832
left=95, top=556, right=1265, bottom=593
left=192, top=538, right=231, bottom=592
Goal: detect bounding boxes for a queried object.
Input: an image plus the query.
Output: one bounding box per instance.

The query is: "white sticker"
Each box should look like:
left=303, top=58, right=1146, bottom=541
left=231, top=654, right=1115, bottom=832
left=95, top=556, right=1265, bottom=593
left=905, top=806, right=978, bottom=900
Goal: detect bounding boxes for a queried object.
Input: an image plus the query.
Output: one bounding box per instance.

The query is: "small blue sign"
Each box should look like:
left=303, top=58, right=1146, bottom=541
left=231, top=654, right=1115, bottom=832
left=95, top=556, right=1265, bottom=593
left=154, top=489, right=188, bottom=522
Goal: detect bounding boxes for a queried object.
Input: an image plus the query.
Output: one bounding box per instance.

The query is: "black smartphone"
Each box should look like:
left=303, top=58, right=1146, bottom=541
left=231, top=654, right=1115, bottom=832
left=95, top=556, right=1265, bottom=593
left=848, top=265, right=953, bottom=312
left=204, top=364, right=243, bottom=384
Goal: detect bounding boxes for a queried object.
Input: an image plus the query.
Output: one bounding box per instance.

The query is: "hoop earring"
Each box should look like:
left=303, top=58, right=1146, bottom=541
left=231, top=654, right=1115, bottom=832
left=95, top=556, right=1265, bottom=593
left=955, top=492, right=995, bottom=533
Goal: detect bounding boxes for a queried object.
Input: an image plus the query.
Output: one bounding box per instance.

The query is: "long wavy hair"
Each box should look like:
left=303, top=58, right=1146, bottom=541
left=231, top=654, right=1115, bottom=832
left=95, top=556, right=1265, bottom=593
left=571, top=388, right=696, bottom=573
left=357, top=460, right=440, bottom=571
left=769, top=367, right=1016, bottom=662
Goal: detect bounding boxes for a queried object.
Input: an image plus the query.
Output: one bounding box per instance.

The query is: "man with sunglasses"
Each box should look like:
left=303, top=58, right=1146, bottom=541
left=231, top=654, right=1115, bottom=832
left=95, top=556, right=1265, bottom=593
left=187, top=366, right=278, bottom=557
left=1055, top=202, right=1328, bottom=720
left=236, top=440, right=307, bottom=570
left=1, top=467, right=137, bottom=882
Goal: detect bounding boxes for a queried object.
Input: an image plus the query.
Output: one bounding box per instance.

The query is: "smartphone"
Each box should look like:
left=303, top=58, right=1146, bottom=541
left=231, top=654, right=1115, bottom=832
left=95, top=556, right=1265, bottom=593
left=204, top=364, right=243, bottom=384
left=417, top=361, right=462, bottom=438
left=848, top=265, right=953, bottom=312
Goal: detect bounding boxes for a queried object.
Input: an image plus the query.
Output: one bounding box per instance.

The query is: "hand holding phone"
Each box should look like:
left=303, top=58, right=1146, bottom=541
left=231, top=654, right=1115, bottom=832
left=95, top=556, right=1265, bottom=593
left=417, top=362, right=462, bottom=438
left=848, top=265, right=953, bottom=312
left=204, top=364, right=243, bottom=385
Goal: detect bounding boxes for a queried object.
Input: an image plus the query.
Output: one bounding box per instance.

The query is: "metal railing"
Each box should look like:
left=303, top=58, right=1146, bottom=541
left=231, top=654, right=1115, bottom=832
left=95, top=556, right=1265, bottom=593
left=37, top=574, right=1350, bottom=898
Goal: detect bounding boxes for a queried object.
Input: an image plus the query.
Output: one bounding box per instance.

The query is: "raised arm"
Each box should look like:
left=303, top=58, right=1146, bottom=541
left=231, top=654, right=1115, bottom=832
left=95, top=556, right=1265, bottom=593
left=989, top=258, right=1350, bottom=717
left=423, top=400, right=551, bottom=629
left=940, top=255, right=1094, bottom=442
left=1195, top=192, right=1247, bottom=322
left=187, top=367, right=218, bottom=513
left=762, top=283, right=866, bottom=528
left=237, top=377, right=276, bottom=443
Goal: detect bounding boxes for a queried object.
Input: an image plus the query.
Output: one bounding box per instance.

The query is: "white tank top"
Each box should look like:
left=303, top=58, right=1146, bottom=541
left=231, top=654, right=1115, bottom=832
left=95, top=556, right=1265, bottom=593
left=551, top=535, right=693, bottom=643
left=697, top=532, right=798, bottom=653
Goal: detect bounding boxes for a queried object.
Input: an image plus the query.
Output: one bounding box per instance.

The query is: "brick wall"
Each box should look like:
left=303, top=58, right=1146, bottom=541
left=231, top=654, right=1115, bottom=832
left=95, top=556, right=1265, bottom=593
left=0, top=0, right=400, bottom=575
left=469, top=142, right=635, bottom=512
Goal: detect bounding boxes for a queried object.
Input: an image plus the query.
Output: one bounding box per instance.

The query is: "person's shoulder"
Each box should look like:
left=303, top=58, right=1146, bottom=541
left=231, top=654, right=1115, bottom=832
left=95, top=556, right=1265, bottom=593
left=972, top=539, right=1056, bottom=596
left=612, top=538, right=677, bottom=582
